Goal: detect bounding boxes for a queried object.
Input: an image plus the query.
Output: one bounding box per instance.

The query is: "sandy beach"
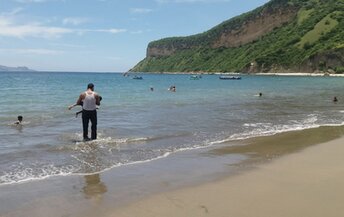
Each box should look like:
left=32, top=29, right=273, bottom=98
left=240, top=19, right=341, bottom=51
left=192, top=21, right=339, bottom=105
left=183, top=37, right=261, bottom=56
left=111, top=135, right=344, bottom=217
left=1, top=126, right=344, bottom=217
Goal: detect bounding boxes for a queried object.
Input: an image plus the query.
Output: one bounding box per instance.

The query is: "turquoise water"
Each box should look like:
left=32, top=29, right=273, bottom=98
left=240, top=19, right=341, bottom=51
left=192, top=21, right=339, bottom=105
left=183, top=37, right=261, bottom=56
left=1, top=71, right=344, bottom=184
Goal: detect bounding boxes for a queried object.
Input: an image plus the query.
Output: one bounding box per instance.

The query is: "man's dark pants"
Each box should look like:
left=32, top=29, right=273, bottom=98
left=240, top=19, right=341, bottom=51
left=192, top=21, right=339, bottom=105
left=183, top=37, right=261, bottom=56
left=82, top=110, right=97, bottom=140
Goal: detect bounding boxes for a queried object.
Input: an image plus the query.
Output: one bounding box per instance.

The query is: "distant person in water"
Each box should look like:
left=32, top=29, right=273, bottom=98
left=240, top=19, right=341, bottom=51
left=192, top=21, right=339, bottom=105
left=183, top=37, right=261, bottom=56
left=169, top=85, right=176, bottom=92
left=14, top=115, right=23, bottom=125
left=259, top=92, right=262, bottom=97
left=69, top=83, right=101, bottom=141
left=150, top=87, right=154, bottom=91
left=333, top=96, right=338, bottom=103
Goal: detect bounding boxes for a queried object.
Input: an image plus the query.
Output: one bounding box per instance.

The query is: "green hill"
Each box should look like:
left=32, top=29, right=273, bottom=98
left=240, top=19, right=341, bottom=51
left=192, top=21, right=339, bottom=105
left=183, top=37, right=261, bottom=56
left=130, top=0, right=344, bottom=73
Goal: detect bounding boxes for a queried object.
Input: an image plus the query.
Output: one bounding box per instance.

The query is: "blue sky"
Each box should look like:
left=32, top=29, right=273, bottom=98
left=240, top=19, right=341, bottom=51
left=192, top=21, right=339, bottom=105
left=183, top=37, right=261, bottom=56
left=0, top=0, right=269, bottom=72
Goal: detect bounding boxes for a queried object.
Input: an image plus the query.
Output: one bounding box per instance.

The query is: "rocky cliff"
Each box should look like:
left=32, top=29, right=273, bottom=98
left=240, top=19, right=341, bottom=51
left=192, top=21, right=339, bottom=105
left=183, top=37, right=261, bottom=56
left=131, top=0, right=344, bottom=73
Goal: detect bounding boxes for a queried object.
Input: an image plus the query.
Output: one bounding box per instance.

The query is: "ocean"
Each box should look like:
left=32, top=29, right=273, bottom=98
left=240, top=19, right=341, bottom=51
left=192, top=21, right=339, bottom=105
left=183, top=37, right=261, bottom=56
left=1, top=71, right=344, bottom=185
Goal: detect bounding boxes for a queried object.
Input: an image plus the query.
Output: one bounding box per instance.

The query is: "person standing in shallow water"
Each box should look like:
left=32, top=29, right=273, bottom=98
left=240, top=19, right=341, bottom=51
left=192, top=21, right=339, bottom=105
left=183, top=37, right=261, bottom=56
left=69, top=83, right=101, bottom=141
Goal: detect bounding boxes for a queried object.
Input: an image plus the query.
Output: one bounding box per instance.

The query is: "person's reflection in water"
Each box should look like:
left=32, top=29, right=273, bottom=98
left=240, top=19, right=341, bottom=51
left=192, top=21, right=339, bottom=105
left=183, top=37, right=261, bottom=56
left=82, top=174, right=107, bottom=201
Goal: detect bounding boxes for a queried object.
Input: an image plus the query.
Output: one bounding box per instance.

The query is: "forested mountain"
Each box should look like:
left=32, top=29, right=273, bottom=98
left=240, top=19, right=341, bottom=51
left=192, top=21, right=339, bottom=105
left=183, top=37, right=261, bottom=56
left=131, top=0, right=344, bottom=73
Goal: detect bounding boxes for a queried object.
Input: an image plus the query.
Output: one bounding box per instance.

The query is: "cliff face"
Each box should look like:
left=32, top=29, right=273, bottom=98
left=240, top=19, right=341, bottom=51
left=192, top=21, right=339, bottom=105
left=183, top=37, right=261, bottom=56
left=131, top=0, right=344, bottom=73
left=300, top=48, right=344, bottom=72
left=211, top=7, right=297, bottom=48
left=147, top=46, right=177, bottom=58
left=245, top=48, right=344, bottom=73
left=147, top=3, right=298, bottom=58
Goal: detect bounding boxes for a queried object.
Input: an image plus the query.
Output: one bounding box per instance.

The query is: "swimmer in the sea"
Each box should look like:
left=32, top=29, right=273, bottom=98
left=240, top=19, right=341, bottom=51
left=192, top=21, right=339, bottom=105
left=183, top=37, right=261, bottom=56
left=14, top=115, right=23, bottom=125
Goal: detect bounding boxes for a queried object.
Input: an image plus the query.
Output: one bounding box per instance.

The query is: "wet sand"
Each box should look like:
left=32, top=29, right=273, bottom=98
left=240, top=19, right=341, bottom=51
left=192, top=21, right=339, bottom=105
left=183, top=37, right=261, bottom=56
left=210, top=125, right=344, bottom=166
left=110, top=128, right=344, bottom=217
left=1, top=126, right=344, bottom=217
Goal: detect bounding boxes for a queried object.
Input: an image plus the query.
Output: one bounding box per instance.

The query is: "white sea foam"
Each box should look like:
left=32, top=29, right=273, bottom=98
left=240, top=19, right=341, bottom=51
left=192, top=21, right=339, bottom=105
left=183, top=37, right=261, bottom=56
left=2, top=116, right=344, bottom=186
left=0, top=118, right=344, bottom=185
left=209, top=116, right=344, bottom=145
left=0, top=164, right=78, bottom=186
left=71, top=151, right=173, bottom=177
left=0, top=140, right=213, bottom=186
left=74, top=136, right=149, bottom=146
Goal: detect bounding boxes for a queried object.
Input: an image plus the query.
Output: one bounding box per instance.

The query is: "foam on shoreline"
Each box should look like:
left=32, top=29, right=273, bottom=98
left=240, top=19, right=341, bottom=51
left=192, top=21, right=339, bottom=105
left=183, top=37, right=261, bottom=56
left=111, top=133, right=344, bottom=217
left=1, top=125, right=344, bottom=217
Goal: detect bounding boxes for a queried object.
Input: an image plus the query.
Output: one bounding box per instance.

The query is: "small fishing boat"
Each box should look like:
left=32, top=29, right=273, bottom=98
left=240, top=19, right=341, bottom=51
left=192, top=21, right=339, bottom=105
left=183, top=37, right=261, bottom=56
left=190, top=75, right=202, bottom=80
left=219, top=76, right=241, bottom=80
left=132, top=75, right=143, bottom=80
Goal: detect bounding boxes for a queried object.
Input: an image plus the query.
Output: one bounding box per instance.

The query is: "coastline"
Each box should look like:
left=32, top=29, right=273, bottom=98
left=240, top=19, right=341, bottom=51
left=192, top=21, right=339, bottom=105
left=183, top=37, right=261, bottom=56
left=254, top=72, right=344, bottom=77
left=111, top=132, right=344, bottom=217
left=2, top=126, right=344, bottom=217
left=129, top=71, right=344, bottom=77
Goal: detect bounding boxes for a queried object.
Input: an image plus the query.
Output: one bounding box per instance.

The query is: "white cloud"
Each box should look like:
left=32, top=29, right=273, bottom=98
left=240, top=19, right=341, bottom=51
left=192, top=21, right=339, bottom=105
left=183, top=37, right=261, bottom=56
left=87, top=28, right=127, bottom=34
left=0, top=17, right=126, bottom=38
left=0, top=18, right=73, bottom=38
left=0, top=18, right=72, bottom=38
left=0, top=48, right=63, bottom=55
left=0, top=18, right=11, bottom=26
left=62, top=17, right=90, bottom=26
left=130, top=8, right=153, bottom=14
left=18, top=48, right=63, bottom=55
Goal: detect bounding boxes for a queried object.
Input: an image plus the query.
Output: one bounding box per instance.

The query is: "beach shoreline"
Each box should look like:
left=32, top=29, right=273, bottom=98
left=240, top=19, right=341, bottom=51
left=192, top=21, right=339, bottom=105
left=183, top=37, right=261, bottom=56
left=1, top=126, right=344, bottom=217
left=110, top=133, right=344, bottom=217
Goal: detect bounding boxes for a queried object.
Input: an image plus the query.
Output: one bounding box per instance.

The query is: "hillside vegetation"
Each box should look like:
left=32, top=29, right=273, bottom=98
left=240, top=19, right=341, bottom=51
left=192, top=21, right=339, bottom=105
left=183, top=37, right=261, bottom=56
left=131, top=0, right=344, bottom=73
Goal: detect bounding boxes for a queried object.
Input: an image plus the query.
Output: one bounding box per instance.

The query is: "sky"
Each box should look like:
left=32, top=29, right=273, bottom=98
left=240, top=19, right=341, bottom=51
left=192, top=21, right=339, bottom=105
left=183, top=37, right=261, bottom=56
left=0, top=0, right=270, bottom=72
